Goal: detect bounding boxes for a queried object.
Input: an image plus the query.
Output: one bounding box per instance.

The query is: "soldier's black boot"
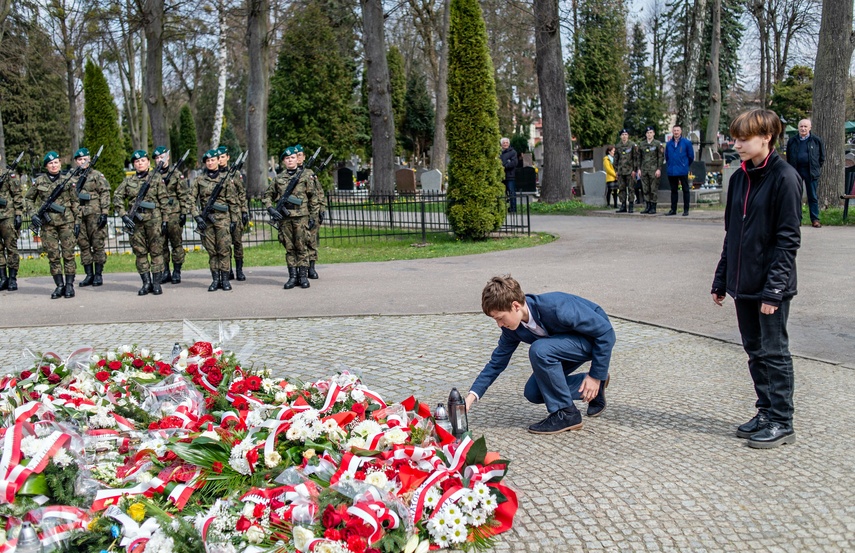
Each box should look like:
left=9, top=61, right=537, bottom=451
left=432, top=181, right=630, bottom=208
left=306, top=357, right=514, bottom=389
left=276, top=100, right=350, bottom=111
left=63, top=274, right=75, bottom=298
left=650, top=202, right=657, bottom=214
left=283, top=267, right=297, bottom=289
left=93, top=264, right=104, bottom=286
left=228, top=262, right=235, bottom=281
left=308, top=261, right=319, bottom=279
left=138, top=273, right=152, bottom=296
left=171, top=263, right=182, bottom=284
left=208, top=270, right=220, bottom=292
left=160, top=263, right=170, bottom=284
left=235, top=259, right=246, bottom=281
left=628, top=201, right=634, bottom=213
left=7, top=269, right=17, bottom=291
left=151, top=272, right=163, bottom=295
left=0, top=267, right=7, bottom=291
left=80, top=264, right=94, bottom=287
left=50, top=274, right=65, bottom=299
left=221, top=270, right=232, bottom=291
left=298, top=267, right=310, bottom=289
left=615, top=203, right=627, bottom=213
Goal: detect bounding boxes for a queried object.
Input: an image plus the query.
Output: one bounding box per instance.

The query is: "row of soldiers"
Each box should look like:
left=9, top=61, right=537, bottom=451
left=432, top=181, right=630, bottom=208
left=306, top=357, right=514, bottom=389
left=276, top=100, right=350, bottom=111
left=612, top=126, right=664, bottom=214
left=0, top=143, right=327, bottom=298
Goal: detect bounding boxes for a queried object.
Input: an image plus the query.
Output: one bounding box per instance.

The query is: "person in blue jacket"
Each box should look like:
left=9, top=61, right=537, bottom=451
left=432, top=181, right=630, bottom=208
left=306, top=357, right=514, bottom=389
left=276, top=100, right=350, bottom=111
left=465, top=275, right=615, bottom=435
left=664, top=124, right=695, bottom=216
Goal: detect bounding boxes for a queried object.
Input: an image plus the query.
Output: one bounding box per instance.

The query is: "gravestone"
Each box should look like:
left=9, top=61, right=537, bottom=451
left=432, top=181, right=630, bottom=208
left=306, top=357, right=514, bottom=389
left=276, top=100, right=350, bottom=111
left=690, top=160, right=707, bottom=185
left=515, top=166, right=537, bottom=193
left=582, top=171, right=608, bottom=207
left=521, top=153, right=533, bottom=167
left=337, top=167, right=354, bottom=190
left=356, top=169, right=370, bottom=184
left=395, top=168, right=417, bottom=194
left=420, top=169, right=443, bottom=192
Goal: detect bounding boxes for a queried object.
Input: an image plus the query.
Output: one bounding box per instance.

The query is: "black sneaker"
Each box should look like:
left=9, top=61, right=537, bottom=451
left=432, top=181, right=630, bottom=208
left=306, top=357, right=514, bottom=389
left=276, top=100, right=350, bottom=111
left=586, top=375, right=610, bottom=417
left=747, top=422, right=796, bottom=449
left=528, top=405, right=583, bottom=434
left=736, top=412, right=769, bottom=439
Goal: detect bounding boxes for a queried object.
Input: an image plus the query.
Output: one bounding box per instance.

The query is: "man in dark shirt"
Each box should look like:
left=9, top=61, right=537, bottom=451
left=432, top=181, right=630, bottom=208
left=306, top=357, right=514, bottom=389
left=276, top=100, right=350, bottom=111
left=500, top=138, right=518, bottom=213
left=786, top=119, right=825, bottom=228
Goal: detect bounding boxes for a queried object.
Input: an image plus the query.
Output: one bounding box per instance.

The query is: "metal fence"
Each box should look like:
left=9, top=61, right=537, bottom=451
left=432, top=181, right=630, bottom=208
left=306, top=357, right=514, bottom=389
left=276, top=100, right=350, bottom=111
left=14, top=193, right=531, bottom=255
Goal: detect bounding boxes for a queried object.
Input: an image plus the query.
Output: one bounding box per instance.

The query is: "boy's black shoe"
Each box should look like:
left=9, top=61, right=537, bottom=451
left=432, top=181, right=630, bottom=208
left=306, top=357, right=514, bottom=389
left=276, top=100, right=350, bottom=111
left=747, top=423, right=795, bottom=449
left=666, top=209, right=677, bottom=216
left=736, top=412, right=769, bottom=438
left=528, top=405, right=583, bottom=434
left=587, top=375, right=610, bottom=417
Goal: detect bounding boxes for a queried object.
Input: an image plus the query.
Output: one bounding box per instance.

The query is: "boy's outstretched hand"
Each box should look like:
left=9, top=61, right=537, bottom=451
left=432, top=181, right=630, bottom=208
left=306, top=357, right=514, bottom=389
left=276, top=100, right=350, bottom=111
left=579, top=376, right=601, bottom=403
left=465, top=392, right=477, bottom=411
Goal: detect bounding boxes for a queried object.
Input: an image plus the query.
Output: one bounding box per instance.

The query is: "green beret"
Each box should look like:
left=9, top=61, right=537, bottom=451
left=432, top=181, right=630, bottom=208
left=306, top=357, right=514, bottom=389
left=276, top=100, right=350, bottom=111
left=153, top=146, right=169, bottom=157
left=73, top=148, right=89, bottom=159
left=202, top=149, right=219, bottom=162
left=294, top=144, right=304, bottom=153
left=216, top=145, right=228, bottom=156
left=131, top=150, right=148, bottom=161
left=280, top=147, right=296, bottom=160
left=43, top=151, right=60, bottom=166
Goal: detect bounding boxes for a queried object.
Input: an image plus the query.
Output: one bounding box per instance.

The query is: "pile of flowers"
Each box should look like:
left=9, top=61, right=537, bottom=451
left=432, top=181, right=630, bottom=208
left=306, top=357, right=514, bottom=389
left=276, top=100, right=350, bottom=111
left=0, top=341, right=517, bottom=552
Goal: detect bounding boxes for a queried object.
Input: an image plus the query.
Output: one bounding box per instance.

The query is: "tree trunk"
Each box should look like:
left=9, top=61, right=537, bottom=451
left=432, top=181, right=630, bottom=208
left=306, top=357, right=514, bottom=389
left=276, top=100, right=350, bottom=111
left=0, top=109, right=5, bottom=164
left=752, top=0, right=767, bottom=106
left=143, top=0, right=167, bottom=147
left=812, top=0, right=855, bottom=207
left=533, top=0, right=573, bottom=202
left=703, top=0, right=721, bottom=162
left=211, top=2, right=228, bottom=148
left=361, top=0, right=395, bottom=197
left=431, top=0, right=449, bottom=175
left=0, top=0, right=7, bottom=161
left=66, top=57, right=79, bottom=154
left=245, top=0, right=269, bottom=198
left=676, top=0, right=707, bottom=127
left=140, top=37, right=149, bottom=151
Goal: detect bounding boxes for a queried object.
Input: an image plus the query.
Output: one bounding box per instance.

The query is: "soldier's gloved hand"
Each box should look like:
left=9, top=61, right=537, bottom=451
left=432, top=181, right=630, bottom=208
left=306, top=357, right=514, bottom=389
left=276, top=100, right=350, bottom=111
left=30, top=214, right=43, bottom=230
left=230, top=222, right=236, bottom=233
left=97, top=214, right=108, bottom=229
left=121, top=215, right=136, bottom=232
left=267, top=207, right=283, bottom=222
left=179, top=214, right=186, bottom=227
left=307, top=218, right=316, bottom=230
left=194, top=216, right=207, bottom=232
left=241, top=212, right=249, bottom=226
left=14, top=215, right=22, bottom=230
left=73, top=224, right=80, bottom=238
left=161, top=221, right=168, bottom=234
left=318, top=211, right=326, bottom=225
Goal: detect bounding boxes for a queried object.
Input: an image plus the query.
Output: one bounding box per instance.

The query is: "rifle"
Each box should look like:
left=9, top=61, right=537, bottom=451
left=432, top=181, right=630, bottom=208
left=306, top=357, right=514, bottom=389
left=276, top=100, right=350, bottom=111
left=74, top=145, right=104, bottom=194
left=317, top=153, right=334, bottom=173
left=31, top=166, right=82, bottom=236
left=0, top=151, right=24, bottom=189
left=125, top=161, right=166, bottom=233
left=162, top=149, right=191, bottom=186
left=195, top=151, right=247, bottom=233
left=273, top=147, right=321, bottom=217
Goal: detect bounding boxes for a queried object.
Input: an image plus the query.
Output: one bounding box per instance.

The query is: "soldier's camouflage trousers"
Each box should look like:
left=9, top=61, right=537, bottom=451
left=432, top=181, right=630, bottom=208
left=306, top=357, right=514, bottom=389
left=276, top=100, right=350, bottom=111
left=230, top=220, right=243, bottom=261
left=278, top=215, right=308, bottom=267
left=202, top=220, right=231, bottom=272
left=131, top=218, right=164, bottom=274
left=41, top=222, right=76, bottom=276
left=641, top=171, right=659, bottom=202
left=77, top=213, right=107, bottom=265
left=306, top=223, right=319, bottom=262
left=617, top=174, right=635, bottom=204
left=0, top=217, right=20, bottom=271
left=162, top=215, right=186, bottom=265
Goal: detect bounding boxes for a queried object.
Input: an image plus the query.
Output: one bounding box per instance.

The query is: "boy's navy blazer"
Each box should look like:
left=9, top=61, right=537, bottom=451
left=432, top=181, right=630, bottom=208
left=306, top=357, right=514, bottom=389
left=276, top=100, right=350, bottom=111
left=470, top=292, right=615, bottom=399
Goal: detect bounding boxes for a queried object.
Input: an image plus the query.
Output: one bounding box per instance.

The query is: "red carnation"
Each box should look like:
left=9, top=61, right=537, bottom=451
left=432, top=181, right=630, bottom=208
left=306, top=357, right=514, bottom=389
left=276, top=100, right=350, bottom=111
left=346, top=534, right=368, bottom=552
left=212, top=462, right=223, bottom=474
left=20, top=370, right=32, bottom=379
left=253, top=503, right=265, bottom=518
left=158, top=365, right=172, bottom=377
left=246, top=447, right=259, bottom=470
left=96, top=359, right=107, bottom=367
left=351, top=403, right=366, bottom=416
left=108, top=360, right=122, bottom=371
left=246, top=376, right=262, bottom=391
left=232, top=397, right=248, bottom=411
left=40, top=365, right=51, bottom=377
left=189, top=341, right=213, bottom=357
left=207, top=368, right=223, bottom=386
left=324, top=528, right=342, bottom=541
left=95, top=371, right=110, bottom=382
left=235, top=516, right=251, bottom=532
left=203, top=357, right=218, bottom=369
left=230, top=381, right=247, bottom=394
left=47, top=373, right=61, bottom=384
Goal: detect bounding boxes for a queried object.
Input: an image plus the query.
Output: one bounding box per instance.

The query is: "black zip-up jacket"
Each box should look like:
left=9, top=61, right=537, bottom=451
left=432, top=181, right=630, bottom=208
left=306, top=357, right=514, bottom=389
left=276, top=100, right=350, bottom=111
left=712, top=151, right=802, bottom=307
left=785, top=133, right=825, bottom=180
left=500, top=146, right=518, bottom=180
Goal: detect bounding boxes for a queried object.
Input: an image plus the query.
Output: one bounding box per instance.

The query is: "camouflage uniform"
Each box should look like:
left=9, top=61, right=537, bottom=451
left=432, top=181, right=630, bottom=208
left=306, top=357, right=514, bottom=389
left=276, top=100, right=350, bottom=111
left=638, top=139, right=664, bottom=204
left=305, top=170, right=326, bottom=277
left=613, top=140, right=638, bottom=211
left=113, top=170, right=167, bottom=275
left=192, top=170, right=240, bottom=274
left=263, top=168, right=319, bottom=271
left=229, top=171, right=247, bottom=265
left=0, top=171, right=23, bottom=290
left=26, top=173, right=79, bottom=277
left=160, top=167, right=191, bottom=270
left=76, top=168, right=111, bottom=267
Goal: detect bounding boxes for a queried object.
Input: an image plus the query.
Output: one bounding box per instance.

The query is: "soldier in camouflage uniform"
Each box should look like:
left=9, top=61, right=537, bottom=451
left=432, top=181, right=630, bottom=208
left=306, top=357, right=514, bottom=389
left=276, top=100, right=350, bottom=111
left=26, top=151, right=80, bottom=299
left=73, top=148, right=111, bottom=287
left=113, top=150, right=168, bottom=296
left=217, top=145, right=249, bottom=281
left=613, top=129, right=638, bottom=213
left=637, top=126, right=664, bottom=214
left=154, top=146, right=191, bottom=285
left=263, top=146, right=319, bottom=289
left=0, top=155, right=24, bottom=292
left=192, top=149, right=241, bottom=292
left=295, top=145, right=326, bottom=279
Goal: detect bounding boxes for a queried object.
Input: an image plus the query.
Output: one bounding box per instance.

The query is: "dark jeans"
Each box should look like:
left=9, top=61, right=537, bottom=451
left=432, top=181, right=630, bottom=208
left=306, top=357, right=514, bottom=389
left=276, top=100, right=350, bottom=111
left=668, top=175, right=690, bottom=212
left=734, top=298, right=794, bottom=428
left=522, top=333, right=602, bottom=413
left=505, top=179, right=517, bottom=212
left=798, top=168, right=819, bottom=222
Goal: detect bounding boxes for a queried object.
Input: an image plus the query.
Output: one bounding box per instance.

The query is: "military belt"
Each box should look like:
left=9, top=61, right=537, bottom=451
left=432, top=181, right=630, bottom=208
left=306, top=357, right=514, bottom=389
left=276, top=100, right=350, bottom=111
left=211, top=203, right=228, bottom=212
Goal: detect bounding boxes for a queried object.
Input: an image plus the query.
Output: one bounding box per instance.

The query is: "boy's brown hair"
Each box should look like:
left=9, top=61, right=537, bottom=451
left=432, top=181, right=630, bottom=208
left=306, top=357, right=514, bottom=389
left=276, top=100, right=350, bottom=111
left=481, top=275, right=525, bottom=315
left=729, top=109, right=784, bottom=148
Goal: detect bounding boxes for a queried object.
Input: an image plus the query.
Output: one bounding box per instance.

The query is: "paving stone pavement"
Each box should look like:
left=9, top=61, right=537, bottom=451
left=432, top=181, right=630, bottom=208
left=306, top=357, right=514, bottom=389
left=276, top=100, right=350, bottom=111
left=1, top=314, right=852, bottom=552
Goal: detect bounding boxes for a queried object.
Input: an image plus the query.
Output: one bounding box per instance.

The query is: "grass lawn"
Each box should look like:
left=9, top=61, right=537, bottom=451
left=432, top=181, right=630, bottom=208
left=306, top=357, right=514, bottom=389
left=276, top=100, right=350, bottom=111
left=16, top=232, right=556, bottom=278
left=529, top=199, right=601, bottom=215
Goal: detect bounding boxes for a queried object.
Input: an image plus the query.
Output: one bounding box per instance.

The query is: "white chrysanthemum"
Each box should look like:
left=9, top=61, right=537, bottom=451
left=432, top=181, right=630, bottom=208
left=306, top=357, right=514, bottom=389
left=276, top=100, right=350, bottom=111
left=433, top=532, right=451, bottom=548
left=480, top=494, right=497, bottom=514
left=458, top=489, right=478, bottom=511
left=143, top=529, right=174, bottom=553
left=350, top=388, right=366, bottom=403
left=265, top=451, right=282, bottom=468
left=274, top=391, right=289, bottom=404
left=468, top=509, right=488, bottom=526
left=364, top=471, right=388, bottom=489
left=52, top=449, right=73, bottom=467
left=262, top=378, right=276, bottom=393
left=242, top=502, right=256, bottom=517
left=343, top=436, right=366, bottom=451
left=352, top=420, right=381, bottom=437
left=314, top=542, right=351, bottom=553
left=244, top=524, right=265, bottom=543
left=423, top=487, right=441, bottom=510
left=285, top=427, right=300, bottom=441
left=228, top=441, right=255, bottom=475
left=136, top=471, right=154, bottom=484
left=138, top=438, right=168, bottom=457
left=448, top=523, right=468, bottom=544
left=322, top=418, right=340, bottom=432
left=245, top=408, right=266, bottom=429
left=381, top=427, right=408, bottom=448
left=20, top=436, right=40, bottom=457
left=432, top=509, right=451, bottom=528
left=472, top=482, right=490, bottom=498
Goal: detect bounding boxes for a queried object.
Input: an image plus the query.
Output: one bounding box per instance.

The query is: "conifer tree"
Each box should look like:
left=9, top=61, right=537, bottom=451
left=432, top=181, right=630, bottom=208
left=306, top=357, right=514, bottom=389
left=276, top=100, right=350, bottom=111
left=387, top=46, right=407, bottom=155
left=82, top=59, right=125, bottom=187
left=446, top=0, right=504, bottom=239
left=178, top=105, right=198, bottom=170
left=402, top=67, right=435, bottom=161
left=624, top=23, right=666, bottom=135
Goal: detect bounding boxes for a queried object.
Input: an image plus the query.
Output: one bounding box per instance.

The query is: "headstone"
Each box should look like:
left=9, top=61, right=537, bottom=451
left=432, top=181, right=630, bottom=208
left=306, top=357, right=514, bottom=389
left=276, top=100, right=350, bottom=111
left=337, top=167, right=354, bottom=190
left=722, top=164, right=739, bottom=200
left=690, top=160, right=707, bottom=185
left=582, top=171, right=608, bottom=207
left=521, top=153, right=533, bottom=167
left=395, top=168, right=417, bottom=194
left=581, top=160, right=594, bottom=169
left=420, top=169, right=443, bottom=192
left=356, top=169, right=370, bottom=183
left=515, top=166, right=537, bottom=193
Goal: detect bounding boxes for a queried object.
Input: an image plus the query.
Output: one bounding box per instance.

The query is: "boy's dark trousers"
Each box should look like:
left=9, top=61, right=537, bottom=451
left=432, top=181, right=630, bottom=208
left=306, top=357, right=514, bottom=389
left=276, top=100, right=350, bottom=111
left=734, top=298, right=794, bottom=429
left=668, top=175, right=691, bottom=213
